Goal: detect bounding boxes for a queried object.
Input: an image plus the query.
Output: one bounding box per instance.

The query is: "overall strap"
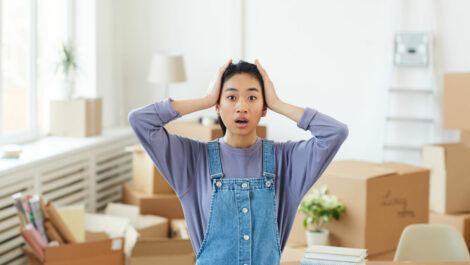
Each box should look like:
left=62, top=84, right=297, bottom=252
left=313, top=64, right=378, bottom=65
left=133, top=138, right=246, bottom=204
left=262, top=139, right=276, bottom=180
left=207, top=139, right=224, bottom=180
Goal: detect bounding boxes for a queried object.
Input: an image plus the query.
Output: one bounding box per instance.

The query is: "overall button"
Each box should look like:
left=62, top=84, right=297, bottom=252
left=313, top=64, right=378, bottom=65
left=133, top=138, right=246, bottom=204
left=243, top=234, right=250, bottom=240
left=265, top=181, right=271, bottom=187
left=242, top=208, right=248, bottom=213
left=241, top=183, right=248, bottom=188
left=216, top=181, right=222, bottom=188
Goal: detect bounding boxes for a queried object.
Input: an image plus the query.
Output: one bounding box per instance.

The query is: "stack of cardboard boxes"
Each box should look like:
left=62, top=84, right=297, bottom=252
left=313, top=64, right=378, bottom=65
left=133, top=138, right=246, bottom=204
left=123, top=135, right=193, bottom=264
left=286, top=160, right=430, bottom=261
left=423, top=72, right=470, bottom=252
left=285, top=73, right=470, bottom=262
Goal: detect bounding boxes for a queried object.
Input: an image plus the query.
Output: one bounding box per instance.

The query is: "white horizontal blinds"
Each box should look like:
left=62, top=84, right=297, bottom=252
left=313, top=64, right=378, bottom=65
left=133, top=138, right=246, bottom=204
left=94, top=143, right=134, bottom=213
left=40, top=158, right=90, bottom=209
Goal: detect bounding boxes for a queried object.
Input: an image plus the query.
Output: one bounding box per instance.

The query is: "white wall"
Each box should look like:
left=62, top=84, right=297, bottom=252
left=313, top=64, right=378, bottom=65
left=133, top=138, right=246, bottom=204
left=102, top=0, right=470, bottom=162
left=114, top=0, right=241, bottom=124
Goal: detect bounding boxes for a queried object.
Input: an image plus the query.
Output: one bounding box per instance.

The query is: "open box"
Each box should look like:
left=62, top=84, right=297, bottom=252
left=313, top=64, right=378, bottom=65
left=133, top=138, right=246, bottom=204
left=22, top=233, right=125, bottom=265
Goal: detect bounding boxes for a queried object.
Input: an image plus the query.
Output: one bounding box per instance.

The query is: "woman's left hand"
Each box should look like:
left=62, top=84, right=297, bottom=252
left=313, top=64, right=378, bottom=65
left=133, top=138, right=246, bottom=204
left=255, top=59, right=281, bottom=110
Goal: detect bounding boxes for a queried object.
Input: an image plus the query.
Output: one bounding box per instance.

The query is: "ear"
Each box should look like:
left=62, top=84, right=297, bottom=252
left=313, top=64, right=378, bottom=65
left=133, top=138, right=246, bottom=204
left=215, top=104, right=220, bottom=116
left=261, top=106, right=267, bottom=117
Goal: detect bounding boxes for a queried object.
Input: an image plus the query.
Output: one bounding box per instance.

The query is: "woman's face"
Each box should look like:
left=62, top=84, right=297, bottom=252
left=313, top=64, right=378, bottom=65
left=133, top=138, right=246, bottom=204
left=216, top=73, right=267, bottom=136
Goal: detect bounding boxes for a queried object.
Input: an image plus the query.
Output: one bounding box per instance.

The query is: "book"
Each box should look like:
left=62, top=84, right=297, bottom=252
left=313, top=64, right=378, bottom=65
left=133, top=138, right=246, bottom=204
left=300, top=258, right=366, bottom=265
left=20, top=223, right=47, bottom=261
left=12, top=192, right=28, bottom=226
left=304, top=245, right=367, bottom=263
left=29, top=195, right=49, bottom=243
left=305, top=245, right=368, bottom=257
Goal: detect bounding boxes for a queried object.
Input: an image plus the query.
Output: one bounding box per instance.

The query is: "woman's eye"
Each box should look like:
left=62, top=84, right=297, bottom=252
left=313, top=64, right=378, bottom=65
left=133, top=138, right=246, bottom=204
left=248, top=96, right=257, bottom=100
left=227, top=96, right=235, bottom=100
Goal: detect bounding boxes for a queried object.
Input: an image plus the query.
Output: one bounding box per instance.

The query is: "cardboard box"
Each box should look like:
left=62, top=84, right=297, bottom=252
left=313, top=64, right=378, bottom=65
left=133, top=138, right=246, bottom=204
left=287, top=160, right=430, bottom=255
left=122, top=183, right=184, bottom=218
left=165, top=121, right=267, bottom=141
left=422, top=143, right=470, bottom=214
left=129, top=238, right=195, bottom=265
left=22, top=236, right=125, bottom=265
left=429, top=211, right=470, bottom=252
left=49, top=97, right=102, bottom=137
left=122, top=184, right=196, bottom=261
left=462, top=131, right=470, bottom=146
left=443, top=73, right=470, bottom=131
left=105, top=203, right=169, bottom=239
left=125, top=144, right=175, bottom=195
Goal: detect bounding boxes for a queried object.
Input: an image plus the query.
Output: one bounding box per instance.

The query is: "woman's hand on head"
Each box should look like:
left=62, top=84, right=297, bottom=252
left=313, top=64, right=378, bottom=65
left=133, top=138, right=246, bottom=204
left=205, top=59, right=232, bottom=107
left=254, top=59, right=281, bottom=110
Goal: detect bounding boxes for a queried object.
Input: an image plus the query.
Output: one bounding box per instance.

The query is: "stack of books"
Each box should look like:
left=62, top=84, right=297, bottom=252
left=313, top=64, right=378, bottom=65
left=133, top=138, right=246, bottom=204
left=12, top=193, right=78, bottom=263
left=300, top=245, right=368, bottom=265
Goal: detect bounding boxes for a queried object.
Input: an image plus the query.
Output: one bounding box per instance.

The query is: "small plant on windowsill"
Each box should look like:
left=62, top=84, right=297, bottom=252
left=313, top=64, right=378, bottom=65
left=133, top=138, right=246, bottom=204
left=55, top=41, right=78, bottom=100
left=298, top=184, right=345, bottom=246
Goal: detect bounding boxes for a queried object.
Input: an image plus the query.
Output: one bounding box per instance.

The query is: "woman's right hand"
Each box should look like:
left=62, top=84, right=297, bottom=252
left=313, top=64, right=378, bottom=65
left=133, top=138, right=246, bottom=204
left=205, top=59, right=232, bottom=107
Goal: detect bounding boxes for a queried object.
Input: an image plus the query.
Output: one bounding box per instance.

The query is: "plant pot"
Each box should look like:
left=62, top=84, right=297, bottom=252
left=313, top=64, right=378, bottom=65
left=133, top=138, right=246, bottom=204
left=305, top=229, right=329, bottom=246
left=59, top=79, right=74, bottom=100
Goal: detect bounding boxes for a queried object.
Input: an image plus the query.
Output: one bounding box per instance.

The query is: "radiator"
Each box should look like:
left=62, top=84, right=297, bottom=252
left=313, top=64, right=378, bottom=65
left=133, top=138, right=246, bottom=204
left=0, top=129, right=138, bottom=264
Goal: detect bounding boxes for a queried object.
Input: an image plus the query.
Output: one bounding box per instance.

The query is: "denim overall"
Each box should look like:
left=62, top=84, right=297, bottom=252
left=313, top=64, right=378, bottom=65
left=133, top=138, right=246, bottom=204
left=195, top=138, right=281, bottom=265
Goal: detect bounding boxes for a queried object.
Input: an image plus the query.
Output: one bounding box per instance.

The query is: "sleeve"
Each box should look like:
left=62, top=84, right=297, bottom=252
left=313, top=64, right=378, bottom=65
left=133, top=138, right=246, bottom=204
left=127, top=97, right=204, bottom=198
left=278, top=107, right=349, bottom=203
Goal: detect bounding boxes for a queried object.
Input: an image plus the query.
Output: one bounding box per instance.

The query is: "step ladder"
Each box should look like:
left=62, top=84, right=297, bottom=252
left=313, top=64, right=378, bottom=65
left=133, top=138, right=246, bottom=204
left=382, top=0, right=438, bottom=166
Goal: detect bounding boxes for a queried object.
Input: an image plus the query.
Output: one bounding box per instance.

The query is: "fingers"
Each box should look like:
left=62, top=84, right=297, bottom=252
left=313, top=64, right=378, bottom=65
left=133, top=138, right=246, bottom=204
left=254, top=58, right=267, bottom=76
left=219, top=58, right=232, bottom=74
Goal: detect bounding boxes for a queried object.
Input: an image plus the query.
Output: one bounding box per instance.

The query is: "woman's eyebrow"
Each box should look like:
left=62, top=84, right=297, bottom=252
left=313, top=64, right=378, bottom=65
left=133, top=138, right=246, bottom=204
left=225, top=87, right=260, bottom=92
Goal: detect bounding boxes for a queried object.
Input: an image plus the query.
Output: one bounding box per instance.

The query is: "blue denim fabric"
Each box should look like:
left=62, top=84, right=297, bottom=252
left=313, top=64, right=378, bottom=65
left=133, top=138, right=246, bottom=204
left=196, top=139, right=281, bottom=265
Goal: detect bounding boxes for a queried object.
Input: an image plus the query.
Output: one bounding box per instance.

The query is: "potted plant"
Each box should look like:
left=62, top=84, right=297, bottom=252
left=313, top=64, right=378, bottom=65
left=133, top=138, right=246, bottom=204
left=55, top=41, right=78, bottom=100
left=298, top=184, right=345, bottom=246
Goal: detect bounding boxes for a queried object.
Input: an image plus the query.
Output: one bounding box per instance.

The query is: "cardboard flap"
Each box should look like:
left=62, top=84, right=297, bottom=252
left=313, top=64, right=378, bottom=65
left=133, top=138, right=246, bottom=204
left=105, top=202, right=168, bottom=229
left=85, top=213, right=130, bottom=237
left=323, top=160, right=396, bottom=180
left=105, top=203, right=140, bottom=227
left=381, top=161, right=429, bottom=175
left=137, top=215, right=168, bottom=229
left=57, top=205, right=85, bottom=243
left=131, top=238, right=193, bottom=257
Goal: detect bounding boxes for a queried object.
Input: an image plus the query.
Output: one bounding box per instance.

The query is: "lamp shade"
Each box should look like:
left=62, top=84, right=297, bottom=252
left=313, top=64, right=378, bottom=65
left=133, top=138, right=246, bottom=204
left=148, top=52, right=187, bottom=84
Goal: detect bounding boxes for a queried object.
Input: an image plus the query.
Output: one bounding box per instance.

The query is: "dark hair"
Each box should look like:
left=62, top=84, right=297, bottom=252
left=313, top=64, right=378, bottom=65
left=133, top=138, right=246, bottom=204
left=217, top=60, right=266, bottom=135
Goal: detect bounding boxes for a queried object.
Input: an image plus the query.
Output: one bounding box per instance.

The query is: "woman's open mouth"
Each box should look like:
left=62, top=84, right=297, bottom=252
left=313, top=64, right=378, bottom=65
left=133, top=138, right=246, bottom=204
left=235, top=118, right=249, bottom=128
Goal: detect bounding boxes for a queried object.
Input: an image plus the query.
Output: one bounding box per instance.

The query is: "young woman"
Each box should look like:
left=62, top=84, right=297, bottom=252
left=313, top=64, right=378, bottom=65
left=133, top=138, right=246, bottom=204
left=128, top=59, right=348, bottom=265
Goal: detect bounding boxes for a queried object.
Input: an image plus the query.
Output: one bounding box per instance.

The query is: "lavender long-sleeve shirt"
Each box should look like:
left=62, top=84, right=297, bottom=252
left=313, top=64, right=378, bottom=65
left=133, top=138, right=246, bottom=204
left=128, top=98, right=348, bottom=255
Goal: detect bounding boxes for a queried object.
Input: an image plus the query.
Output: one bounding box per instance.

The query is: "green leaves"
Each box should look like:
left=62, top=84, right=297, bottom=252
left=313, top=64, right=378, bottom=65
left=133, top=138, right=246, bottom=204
left=56, top=42, right=78, bottom=78
left=298, top=184, right=345, bottom=232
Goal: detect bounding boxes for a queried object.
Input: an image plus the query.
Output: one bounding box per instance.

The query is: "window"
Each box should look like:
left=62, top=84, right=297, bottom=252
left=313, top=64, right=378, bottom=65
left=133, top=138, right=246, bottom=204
left=0, top=0, right=68, bottom=145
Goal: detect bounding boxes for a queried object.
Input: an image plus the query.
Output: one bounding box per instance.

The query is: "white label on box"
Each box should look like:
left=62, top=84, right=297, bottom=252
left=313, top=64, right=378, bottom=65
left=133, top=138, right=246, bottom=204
left=112, top=238, right=122, bottom=250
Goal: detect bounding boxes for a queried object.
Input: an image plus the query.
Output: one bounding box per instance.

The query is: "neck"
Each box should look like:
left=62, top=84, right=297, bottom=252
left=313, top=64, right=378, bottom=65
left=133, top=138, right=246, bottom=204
left=223, top=131, right=258, bottom=148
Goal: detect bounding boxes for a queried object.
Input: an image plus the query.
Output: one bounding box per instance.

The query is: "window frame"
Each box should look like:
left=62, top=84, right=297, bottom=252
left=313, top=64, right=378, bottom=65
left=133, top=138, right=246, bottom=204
left=0, top=0, right=72, bottom=146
